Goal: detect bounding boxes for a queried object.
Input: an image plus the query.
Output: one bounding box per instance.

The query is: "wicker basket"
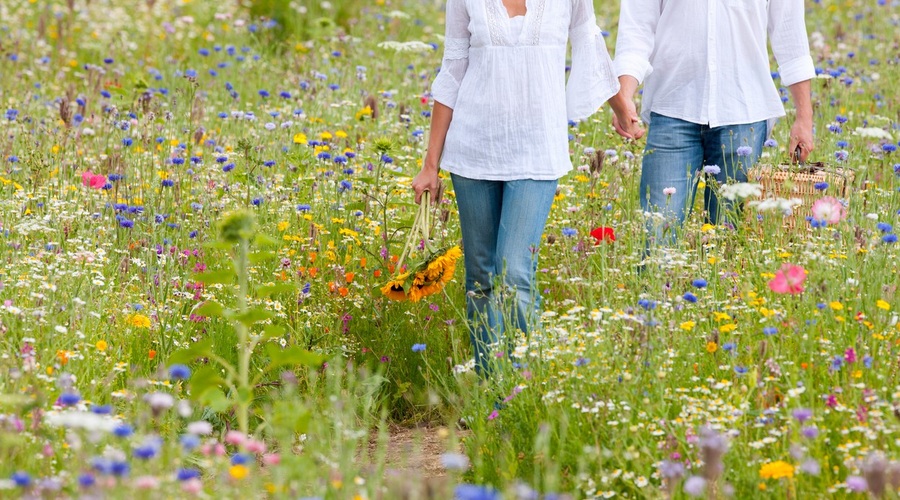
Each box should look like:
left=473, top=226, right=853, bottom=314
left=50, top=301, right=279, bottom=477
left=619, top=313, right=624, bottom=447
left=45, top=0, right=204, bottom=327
left=746, top=161, right=854, bottom=226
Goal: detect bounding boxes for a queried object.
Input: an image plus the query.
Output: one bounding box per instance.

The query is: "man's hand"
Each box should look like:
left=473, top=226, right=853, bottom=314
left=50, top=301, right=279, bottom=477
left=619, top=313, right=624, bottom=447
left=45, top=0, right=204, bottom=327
left=612, top=98, right=644, bottom=140
left=787, top=79, right=815, bottom=163
left=411, top=156, right=442, bottom=205
left=609, top=75, right=645, bottom=140
left=788, top=119, right=815, bottom=164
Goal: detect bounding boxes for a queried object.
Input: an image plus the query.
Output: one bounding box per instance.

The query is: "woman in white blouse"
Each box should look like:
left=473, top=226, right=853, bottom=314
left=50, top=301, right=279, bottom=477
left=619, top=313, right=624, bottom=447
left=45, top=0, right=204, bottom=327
left=412, top=0, right=640, bottom=375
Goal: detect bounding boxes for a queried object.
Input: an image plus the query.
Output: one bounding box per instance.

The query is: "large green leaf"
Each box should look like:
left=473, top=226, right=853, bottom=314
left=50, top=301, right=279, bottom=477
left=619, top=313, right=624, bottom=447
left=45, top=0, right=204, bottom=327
left=266, top=345, right=326, bottom=370
left=257, top=283, right=297, bottom=298
left=200, top=388, right=231, bottom=413
left=194, top=300, right=227, bottom=318
left=168, top=338, right=214, bottom=365
left=248, top=251, right=277, bottom=264
left=233, top=307, right=274, bottom=327
left=189, top=366, right=225, bottom=399
left=194, top=269, right=236, bottom=285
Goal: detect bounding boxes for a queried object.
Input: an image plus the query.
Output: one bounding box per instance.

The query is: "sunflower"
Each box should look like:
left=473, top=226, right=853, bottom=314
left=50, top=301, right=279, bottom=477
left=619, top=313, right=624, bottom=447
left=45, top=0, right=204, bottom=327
left=380, top=271, right=410, bottom=302
left=380, top=188, right=461, bottom=302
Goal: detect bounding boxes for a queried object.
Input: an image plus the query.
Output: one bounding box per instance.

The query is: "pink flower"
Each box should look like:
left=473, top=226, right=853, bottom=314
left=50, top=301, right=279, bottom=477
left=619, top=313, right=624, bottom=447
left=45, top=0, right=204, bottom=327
left=245, top=439, right=267, bottom=454
left=262, top=453, right=281, bottom=466
left=487, top=410, right=499, bottom=421
left=810, top=196, right=846, bottom=225
left=134, top=476, right=160, bottom=489
left=224, top=430, right=247, bottom=447
left=768, top=264, right=806, bottom=295
left=181, top=478, right=203, bottom=494
left=81, top=171, right=106, bottom=189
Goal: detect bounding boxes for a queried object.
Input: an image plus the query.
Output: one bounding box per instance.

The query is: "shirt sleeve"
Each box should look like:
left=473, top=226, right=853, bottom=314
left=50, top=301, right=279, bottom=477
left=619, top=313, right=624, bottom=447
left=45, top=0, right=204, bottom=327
left=431, top=0, right=470, bottom=109
left=613, top=0, right=659, bottom=83
left=767, top=0, right=816, bottom=87
left=566, top=0, right=620, bottom=122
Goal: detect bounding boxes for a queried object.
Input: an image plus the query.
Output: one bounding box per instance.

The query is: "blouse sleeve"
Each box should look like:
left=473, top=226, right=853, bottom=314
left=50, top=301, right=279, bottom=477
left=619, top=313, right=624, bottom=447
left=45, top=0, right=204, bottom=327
left=566, top=0, right=620, bottom=122
left=431, top=0, right=471, bottom=109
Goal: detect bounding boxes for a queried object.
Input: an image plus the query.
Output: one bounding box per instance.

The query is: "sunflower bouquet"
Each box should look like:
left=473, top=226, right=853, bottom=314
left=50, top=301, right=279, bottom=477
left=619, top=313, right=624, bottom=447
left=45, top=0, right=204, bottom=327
left=381, top=190, right=461, bottom=302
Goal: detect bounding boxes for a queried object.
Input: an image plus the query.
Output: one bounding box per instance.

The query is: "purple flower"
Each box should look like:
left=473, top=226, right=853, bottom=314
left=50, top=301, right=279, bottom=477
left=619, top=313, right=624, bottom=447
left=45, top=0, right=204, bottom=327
left=792, top=408, right=813, bottom=423
left=801, top=426, right=819, bottom=439
left=683, top=476, right=706, bottom=497
left=736, top=146, right=753, bottom=157
left=846, top=475, right=868, bottom=492
left=411, top=343, right=426, bottom=353
left=702, top=165, right=721, bottom=175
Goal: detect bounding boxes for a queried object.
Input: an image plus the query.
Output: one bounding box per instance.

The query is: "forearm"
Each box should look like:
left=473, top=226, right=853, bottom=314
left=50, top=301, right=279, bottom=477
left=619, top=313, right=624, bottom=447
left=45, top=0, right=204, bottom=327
left=424, top=102, right=453, bottom=171
left=787, top=80, right=813, bottom=124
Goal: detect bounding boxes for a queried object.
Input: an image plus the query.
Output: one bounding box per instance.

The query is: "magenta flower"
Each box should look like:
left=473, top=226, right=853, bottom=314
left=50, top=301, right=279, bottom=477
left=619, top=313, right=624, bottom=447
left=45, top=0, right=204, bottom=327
left=81, top=171, right=107, bottom=189
left=768, top=263, right=806, bottom=295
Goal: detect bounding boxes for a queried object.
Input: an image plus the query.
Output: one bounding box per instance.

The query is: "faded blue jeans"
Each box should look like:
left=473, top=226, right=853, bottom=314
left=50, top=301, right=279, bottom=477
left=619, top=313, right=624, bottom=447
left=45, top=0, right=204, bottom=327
left=640, top=112, right=767, bottom=246
left=450, top=173, right=557, bottom=376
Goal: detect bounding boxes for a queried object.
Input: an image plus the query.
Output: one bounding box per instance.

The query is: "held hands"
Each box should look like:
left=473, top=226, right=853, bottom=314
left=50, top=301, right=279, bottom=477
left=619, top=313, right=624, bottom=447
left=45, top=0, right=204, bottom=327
left=612, top=99, right=644, bottom=140
left=411, top=155, right=442, bottom=205
left=788, top=119, right=815, bottom=164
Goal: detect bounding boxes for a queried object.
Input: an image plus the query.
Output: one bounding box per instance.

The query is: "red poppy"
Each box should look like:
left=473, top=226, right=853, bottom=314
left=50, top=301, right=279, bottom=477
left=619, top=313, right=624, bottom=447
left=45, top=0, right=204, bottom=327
left=590, top=226, right=616, bottom=244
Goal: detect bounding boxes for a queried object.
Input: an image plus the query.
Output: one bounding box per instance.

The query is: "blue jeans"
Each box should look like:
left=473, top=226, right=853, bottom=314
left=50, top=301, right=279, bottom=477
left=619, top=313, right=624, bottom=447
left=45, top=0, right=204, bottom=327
left=640, top=113, right=767, bottom=245
left=451, top=173, right=557, bottom=376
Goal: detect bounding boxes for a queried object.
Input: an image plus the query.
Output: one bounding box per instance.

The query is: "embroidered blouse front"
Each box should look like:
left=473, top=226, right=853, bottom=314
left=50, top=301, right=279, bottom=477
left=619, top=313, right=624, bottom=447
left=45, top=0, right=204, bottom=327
left=432, top=0, right=619, bottom=181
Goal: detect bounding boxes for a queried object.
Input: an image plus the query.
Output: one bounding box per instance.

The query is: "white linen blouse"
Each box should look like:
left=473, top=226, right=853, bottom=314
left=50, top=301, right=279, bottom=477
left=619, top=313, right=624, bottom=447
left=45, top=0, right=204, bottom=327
left=432, top=0, right=620, bottom=181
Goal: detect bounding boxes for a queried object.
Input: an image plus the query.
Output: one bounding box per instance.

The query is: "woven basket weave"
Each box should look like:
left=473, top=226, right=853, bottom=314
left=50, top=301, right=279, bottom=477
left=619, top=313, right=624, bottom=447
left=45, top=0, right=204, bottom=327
left=746, top=161, right=854, bottom=225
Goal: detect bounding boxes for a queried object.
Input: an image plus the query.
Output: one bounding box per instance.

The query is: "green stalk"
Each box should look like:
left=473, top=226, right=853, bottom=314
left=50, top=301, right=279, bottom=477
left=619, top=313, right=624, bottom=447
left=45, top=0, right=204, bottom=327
left=236, top=237, right=251, bottom=434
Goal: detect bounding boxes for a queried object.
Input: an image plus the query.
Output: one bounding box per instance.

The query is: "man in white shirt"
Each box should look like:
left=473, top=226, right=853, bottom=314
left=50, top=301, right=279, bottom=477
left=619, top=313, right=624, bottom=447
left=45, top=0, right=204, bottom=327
left=612, top=0, right=816, bottom=243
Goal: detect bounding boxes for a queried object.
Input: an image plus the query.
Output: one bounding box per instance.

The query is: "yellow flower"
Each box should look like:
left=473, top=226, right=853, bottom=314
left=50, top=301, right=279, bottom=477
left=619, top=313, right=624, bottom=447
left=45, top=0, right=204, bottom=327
left=380, top=272, right=410, bottom=302
left=829, top=301, right=844, bottom=311
left=680, top=321, right=695, bottom=331
left=277, top=221, right=289, bottom=232
left=95, top=340, right=108, bottom=352
left=759, top=461, right=794, bottom=480
left=229, top=464, right=249, bottom=480
left=877, top=300, right=891, bottom=311
left=128, top=314, right=151, bottom=329
left=293, top=133, right=308, bottom=144
left=701, top=223, right=715, bottom=232
left=355, top=106, right=373, bottom=120
left=320, top=131, right=333, bottom=141
left=706, top=342, right=718, bottom=353
left=720, top=323, right=737, bottom=333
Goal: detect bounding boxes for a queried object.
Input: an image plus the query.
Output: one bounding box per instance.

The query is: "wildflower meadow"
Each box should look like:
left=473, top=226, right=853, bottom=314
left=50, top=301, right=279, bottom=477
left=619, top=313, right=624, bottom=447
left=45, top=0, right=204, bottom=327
left=1, top=0, right=899, bottom=498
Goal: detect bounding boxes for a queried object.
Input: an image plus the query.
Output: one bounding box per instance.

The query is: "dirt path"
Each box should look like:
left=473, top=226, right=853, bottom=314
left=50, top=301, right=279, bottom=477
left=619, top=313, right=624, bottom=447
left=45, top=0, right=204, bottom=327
left=373, top=424, right=470, bottom=479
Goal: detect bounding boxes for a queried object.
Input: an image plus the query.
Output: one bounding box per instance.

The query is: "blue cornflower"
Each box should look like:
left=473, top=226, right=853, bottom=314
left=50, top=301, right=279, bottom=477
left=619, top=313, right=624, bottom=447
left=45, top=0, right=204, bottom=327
left=763, top=327, right=778, bottom=335
left=561, top=227, right=577, bottom=237
left=189, top=231, right=198, bottom=238
left=638, top=298, right=657, bottom=310
left=118, top=218, right=133, bottom=229
left=884, top=234, right=898, bottom=244
left=171, top=157, right=185, bottom=165
left=814, top=182, right=828, bottom=190
left=133, top=444, right=158, bottom=460
left=574, top=357, right=590, bottom=367
left=113, top=424, right=134, bottom=438
left=764, top=139, right=778, bottom=148
left=279, top=91, right=291, bottom=99
left=411, top=343, right=426, bottom=352
left=837, top=140, right=849, bottom=148
left=339, top=180, right=352, bottom=192
left=301, top=283, right=311, bottom=294
left=835, top=150, right=849, bottom=161
left=216, top=156, right=228, bottom=163
left=161, top=179, right=174, bottom=187
left=381, top=154, right=394, bottom=164
left=251, top=197, right=263, bottom=206
left=59, top=392, right=81, bottom=406
left=333, top=155, right=348, bottom=164
left=722, top=342, right=736, bottom=352
left=198, top=48, right=210, bottom=56
left=231, top=454, right=250, bottom=465
left=296, top=204, right=311, bottom=212
left=8, top=155, right=19, bottom=163
left=168, top=364, right=191, bottom=380
left=110, top=461, right=130, bottom=477
left=222, top=163, right=235, bottom=172
left=317, top=152, right=332, bottom=161
left=258, top=90, right=270, bottom=98
left=122, top=137, right=133, bottom=147
left=734, top=366, right=748, bottom=375
left=683, top=292, right=698, bottom=303
left=877, top=222, right=893, bottom=233
left=454, top=484, right=501, bottom=500
left=190, top=156, right=202, bottom=164
left=78, top=473, right=95, bottom=488
left=864, top=356, right=873, bottom=369
left=190, top=203, right=203, bottom=211
left=176, top=469, right=201, bottom=481
left=180, top=434, right=200, bottom=451
left=184, top=69, right=197, bottom=78
left=692, top=279, right=708, bottom=289
left=11, top=472, right=31, bottom=488
left=100, top=90, right=111, bottom=98
left=883, top=144, right=897, bottom=153
left=263, top=160, right=275, bottom=167
left=108, top=174, right=123, bottom=182
left=91, top=404, right=112, bottom=415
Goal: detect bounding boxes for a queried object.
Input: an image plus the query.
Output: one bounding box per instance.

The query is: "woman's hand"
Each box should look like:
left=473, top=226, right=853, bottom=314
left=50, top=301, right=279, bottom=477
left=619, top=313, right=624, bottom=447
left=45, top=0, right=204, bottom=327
left=412, top=156, right=442, bottom=205
left=613, top=102, right=645, bottom=140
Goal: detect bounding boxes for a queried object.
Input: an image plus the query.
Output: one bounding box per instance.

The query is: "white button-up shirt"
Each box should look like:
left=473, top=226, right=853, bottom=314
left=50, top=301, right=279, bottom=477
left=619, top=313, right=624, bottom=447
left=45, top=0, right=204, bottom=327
left=615, top=0, right=816, bottom=128
left=432, top=0, right=619, bottom=181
